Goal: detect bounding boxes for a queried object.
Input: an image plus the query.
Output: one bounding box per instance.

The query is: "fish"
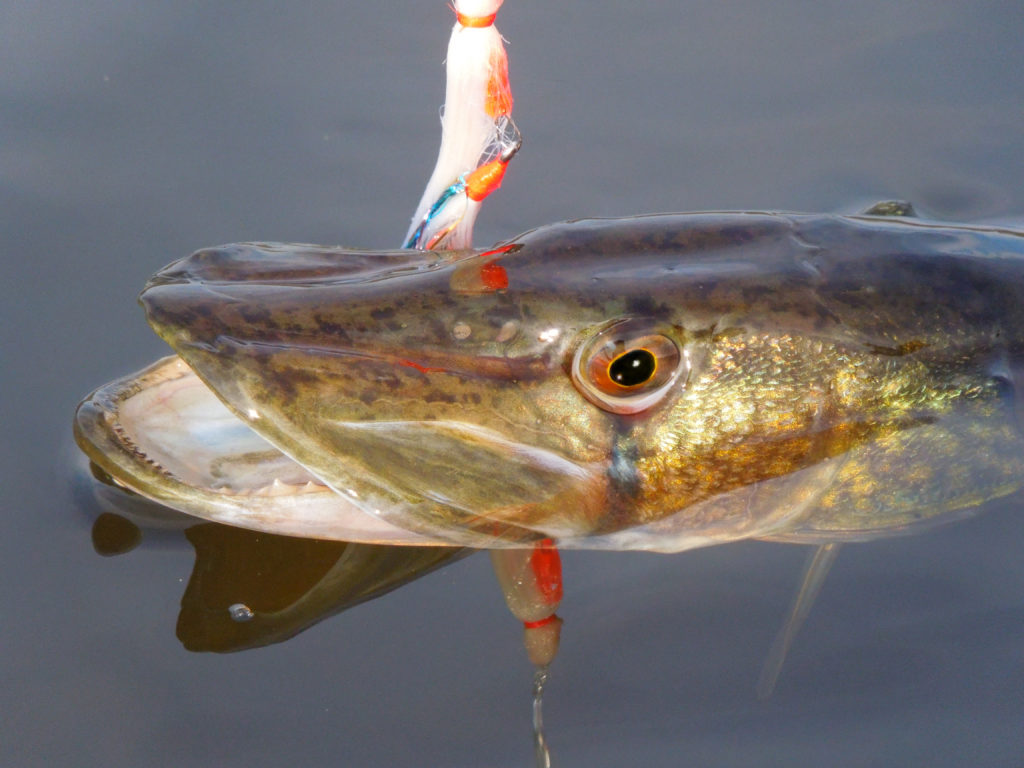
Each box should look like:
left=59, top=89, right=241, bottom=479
left=74, top=209, right=1024, bottom=553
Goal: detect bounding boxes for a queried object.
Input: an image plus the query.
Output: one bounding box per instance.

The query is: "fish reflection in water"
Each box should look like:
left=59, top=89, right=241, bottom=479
left=75, top=209, right=1024, bottom=752
left=85, top=480, right=559, bottom=761
left=87, top=476, right=466, bottom=653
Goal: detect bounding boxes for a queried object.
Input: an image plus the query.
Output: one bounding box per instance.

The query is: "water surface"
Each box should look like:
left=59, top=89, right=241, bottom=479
left=4, top=2, right=1024, bottom=766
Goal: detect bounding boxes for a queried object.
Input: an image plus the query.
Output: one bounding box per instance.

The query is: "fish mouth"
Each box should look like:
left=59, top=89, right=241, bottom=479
left=73, top=356, right=446, bottom=544
left=74, top=356, right=607, bottom=547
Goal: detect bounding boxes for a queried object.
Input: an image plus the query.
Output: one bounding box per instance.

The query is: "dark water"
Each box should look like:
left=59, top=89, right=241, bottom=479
left=5, top=2, right=1024, bottom=766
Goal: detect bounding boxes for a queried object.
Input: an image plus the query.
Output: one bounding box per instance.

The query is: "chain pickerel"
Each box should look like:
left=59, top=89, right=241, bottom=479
left=75, top=210, right=1024, bottom=551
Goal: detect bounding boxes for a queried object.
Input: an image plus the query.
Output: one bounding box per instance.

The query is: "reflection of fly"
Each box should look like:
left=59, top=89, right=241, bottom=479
left=76, top=207, right=1024, bottom=691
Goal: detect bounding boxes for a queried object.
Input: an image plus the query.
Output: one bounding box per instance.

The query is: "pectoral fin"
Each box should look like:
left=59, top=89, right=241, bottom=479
left=756, top=542, right=841, bottom=699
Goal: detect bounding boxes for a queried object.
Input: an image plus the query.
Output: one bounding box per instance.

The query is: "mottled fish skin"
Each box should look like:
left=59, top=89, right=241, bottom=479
left=141, top=213, right=1024, bottom=550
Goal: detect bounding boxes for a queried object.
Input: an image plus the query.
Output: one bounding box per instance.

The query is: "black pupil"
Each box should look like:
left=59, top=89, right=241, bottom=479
left=609, top=349, right=656, bottom=387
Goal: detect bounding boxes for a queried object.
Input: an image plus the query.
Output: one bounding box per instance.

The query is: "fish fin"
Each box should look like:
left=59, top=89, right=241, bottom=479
left=860, top=200, right=917, bottom=217
left=756, top=542, right=841, bottom=699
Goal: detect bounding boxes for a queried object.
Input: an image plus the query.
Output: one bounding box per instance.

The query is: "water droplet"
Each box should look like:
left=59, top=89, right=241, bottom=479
left=228, top=603, right=254, bottom=622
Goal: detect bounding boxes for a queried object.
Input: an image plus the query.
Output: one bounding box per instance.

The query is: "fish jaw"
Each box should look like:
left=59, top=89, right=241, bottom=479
left=73, top=355, right=450, bottom=544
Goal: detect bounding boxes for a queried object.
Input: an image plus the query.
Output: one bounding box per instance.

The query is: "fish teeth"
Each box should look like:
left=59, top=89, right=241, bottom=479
left=262, top=478, right=292, bottom=497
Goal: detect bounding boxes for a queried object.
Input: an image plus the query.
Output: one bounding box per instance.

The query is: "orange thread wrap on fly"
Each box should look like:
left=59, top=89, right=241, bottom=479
left=456, top=11, right=497, bottom=27
left=465, top=158, right=509, bottom=201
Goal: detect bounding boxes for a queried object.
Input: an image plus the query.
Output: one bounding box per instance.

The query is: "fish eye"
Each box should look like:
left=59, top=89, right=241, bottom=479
left=572, top=320, right=686, bottom=414
left=608, top=348, right=657, bottom=387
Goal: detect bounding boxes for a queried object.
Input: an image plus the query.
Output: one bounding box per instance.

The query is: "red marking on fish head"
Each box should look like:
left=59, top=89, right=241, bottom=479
left=480, top=262, right=509, bottom=291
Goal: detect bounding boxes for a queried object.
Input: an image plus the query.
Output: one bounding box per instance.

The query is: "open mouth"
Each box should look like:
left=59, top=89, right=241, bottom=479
left=75, top=355, right=607, bottom=547
left=74, top=355, right=447, bottom=544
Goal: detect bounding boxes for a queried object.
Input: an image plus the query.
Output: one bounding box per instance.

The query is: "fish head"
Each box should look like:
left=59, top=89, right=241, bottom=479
left=141, top=214, right=1024, bottom=549
left=142, top=239, right=624, bottom=546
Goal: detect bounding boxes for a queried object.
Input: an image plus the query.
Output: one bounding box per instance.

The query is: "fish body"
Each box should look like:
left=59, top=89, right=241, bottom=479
left=77, top=212, right=1024, bottom=551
